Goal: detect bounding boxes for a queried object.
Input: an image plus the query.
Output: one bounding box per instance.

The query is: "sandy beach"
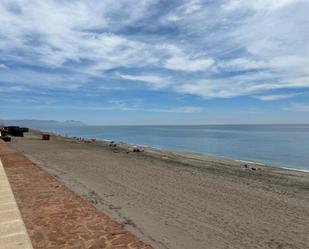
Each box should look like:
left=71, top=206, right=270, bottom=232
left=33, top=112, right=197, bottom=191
left=8, top=131, right=309, bottom=249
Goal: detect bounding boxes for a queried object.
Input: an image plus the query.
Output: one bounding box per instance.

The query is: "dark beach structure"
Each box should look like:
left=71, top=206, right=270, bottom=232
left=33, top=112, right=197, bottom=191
left=20, top=127, right=29, bottom=132
left=4, top=126, right=24, bottom=137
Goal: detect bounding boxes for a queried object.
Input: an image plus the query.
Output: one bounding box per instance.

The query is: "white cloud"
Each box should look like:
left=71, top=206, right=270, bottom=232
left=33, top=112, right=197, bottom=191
left=0, top=0, right=308, bottom=100
left=98, top=85, right=127, bottom=91
left=177, top=75, right=309, bottom=99
left=162, top=0, right=309, bottom=98
left=222, top=0, right=301, bottom=11
left=164, top=0, right=202, bottom=22
left=120, top=74, right=171, bottom=89
left=0, top=0, right=203, bottom=75
left=0, top=86, right=24, bottom=93
left=288, top=103, right=309, bottom=112
left=164, top=56, right=214, bottom=72
left=0, top=64, right=8, bottom=69
left=106, top=99, right=201, bottom=113
left=219, top=58, right=266, bottom=71
left=0, top=0, right=163, bottom=69
left=169, top=106, right=202, bottom=113
left=0, top=68, right=84, bottom=90
left=129, top=106, right=203, bottom=113
left=267, top=56, right=309, bottom=75
left=178, top=80, right=242, bottom=98
left=254, top=93, right=301, bottom=101
left=2, top=102, right=203, bottom=113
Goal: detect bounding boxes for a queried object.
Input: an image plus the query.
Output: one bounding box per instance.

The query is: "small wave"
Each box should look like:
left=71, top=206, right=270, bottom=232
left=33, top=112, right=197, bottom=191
left=235, top=159, right=266, bottom=166
left=281, top=167, right=309, bottom=173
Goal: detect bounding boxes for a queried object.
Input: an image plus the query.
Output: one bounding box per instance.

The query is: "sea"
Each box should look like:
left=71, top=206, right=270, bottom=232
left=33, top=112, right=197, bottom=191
left=45, top=124, right=309, bottom=171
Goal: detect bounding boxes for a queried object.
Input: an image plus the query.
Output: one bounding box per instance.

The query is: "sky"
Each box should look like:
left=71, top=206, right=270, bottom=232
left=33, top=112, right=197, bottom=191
left=0, top=0, right=309, bottom=125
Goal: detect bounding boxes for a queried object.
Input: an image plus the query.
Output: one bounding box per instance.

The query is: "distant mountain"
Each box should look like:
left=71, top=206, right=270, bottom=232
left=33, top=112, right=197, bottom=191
left=0, top=119, right=86, bottom=129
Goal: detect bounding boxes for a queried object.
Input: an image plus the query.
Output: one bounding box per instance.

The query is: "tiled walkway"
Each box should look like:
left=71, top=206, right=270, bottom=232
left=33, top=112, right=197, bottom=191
left=0, top=141, right=152, bottom=249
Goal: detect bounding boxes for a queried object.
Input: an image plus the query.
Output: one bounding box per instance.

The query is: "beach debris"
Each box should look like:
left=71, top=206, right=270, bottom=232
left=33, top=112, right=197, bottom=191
left=241, top=164, right=251, bottom=172
left=109, top=141, right=117, bottom=147
left=81, top=138, right=95, bottom=143
left=133, top=145, right=144, bottom=152
left=109, top=205, right=122, bottom=210
left=42, top=133, right=50, bottom=140
left=86, top=196, right=98, bottom=204
left=122, top=218, right=133, bottom=225
left=87, top=190, right=99, bottom=204
left=241, top=164, right=261, bottom=172
left=76, top=137, right=95, bottom=143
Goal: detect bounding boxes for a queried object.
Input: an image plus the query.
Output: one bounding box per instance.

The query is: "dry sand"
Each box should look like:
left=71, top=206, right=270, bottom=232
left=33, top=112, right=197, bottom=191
left=8, top=131, right=309, bottom=249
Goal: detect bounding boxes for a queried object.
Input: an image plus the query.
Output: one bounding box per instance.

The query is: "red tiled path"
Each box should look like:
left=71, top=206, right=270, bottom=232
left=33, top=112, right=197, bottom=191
left=0, top=141, right=153, bottom=249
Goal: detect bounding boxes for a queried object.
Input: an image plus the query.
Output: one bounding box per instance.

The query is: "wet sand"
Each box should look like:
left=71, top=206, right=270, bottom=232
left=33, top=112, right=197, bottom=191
left=8, top=131, right=309, bottom=249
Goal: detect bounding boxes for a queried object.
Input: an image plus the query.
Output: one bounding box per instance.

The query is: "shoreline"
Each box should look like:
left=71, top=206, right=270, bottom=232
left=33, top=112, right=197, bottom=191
left=46, top=129, right=309, bottom=174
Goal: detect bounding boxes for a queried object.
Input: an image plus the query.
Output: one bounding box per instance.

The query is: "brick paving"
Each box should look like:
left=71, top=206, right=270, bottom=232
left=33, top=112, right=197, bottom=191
left=0, top=141, right=153, bottom=249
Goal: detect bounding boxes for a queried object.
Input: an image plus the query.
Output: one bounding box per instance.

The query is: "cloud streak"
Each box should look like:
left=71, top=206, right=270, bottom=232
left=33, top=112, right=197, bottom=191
left=288, top=103, right=309, bottom=112
left=120, top=74, right=171, bottom=89
left=254, top=93, right=302, bottom=101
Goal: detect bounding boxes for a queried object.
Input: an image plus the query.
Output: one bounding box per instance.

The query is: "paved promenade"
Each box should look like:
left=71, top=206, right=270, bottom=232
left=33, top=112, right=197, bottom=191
left=0, top=159, right=33, bottom=249
left=0, top=141, right=152, bottom=249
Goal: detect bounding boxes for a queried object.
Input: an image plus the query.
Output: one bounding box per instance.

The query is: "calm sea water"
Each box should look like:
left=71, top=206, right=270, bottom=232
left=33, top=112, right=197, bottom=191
left=46, top=124, right=309, bottom=171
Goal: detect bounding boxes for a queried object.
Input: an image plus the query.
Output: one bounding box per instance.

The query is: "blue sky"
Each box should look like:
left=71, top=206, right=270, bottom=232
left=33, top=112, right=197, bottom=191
left=1, top=0, right=309, bottom=125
